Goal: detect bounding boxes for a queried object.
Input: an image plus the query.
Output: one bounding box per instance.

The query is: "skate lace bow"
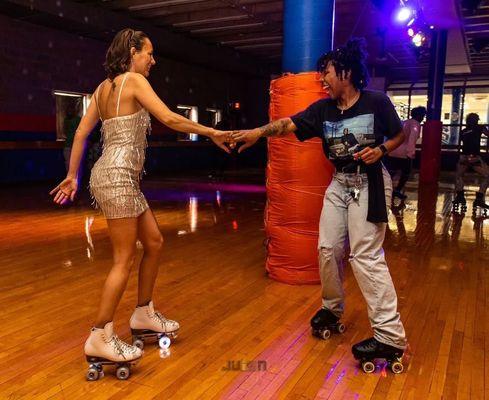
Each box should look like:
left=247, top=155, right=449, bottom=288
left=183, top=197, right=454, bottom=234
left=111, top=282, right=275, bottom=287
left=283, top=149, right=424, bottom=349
left=110, top=334, right=136, bottom=358
left=154, top=311, right=171, bottom=327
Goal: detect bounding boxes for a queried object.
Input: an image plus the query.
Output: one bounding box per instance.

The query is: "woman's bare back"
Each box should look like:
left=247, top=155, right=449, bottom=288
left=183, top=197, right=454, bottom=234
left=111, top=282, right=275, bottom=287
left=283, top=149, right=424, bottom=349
left=95, top=73, right=143, bottom=121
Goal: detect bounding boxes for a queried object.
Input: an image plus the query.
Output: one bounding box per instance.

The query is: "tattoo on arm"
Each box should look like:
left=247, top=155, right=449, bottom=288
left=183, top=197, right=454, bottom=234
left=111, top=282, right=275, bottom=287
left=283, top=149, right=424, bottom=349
left=258, top=119, right=293, bottom=137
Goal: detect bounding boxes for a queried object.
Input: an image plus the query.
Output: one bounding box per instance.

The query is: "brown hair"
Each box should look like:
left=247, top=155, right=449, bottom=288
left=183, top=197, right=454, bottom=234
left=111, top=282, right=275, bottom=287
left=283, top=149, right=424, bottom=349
left=104, top=28, right=148, bottom=81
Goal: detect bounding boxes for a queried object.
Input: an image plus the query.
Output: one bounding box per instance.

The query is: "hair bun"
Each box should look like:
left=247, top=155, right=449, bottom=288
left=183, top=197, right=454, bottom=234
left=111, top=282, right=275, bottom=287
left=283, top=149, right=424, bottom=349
left=345, top=38, right=368, bottom=61
left=104, top=28, right=148, bottom=81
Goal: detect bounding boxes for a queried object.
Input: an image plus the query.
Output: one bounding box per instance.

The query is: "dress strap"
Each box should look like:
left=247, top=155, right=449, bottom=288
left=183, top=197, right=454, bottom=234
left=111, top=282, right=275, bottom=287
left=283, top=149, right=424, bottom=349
left=116, top=73, right=129, bottom=117
left=93, top=84, right=102, bottom=119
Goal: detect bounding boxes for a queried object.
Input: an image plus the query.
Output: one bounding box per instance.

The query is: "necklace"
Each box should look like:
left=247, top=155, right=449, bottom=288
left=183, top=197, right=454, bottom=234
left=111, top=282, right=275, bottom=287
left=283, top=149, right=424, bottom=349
left=337, top=91, right=361, bottom=114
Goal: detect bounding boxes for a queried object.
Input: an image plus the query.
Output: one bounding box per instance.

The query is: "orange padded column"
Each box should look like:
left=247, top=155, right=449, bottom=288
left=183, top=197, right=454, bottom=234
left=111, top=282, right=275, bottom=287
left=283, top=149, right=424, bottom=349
left=265, top=72, right=334, bottom=284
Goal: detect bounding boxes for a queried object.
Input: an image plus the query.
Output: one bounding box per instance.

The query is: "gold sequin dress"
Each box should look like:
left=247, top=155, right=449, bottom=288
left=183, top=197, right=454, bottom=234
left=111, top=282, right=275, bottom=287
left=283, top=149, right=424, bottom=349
left=89, top=74, right=150, bottom=219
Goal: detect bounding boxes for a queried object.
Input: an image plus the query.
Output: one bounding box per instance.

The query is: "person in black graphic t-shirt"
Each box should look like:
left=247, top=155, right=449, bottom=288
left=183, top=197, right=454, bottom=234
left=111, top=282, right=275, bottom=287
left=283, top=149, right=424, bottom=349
left=453, top=113, right=489, bottom=214
left=232, top=38, right=408, bottom=372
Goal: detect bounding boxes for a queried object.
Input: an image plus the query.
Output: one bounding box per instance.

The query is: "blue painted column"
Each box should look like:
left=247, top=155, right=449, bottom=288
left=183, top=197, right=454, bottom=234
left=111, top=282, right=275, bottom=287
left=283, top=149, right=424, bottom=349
left=426, top=29, right=448, bottom=120
left=282, top=0, right=335, bottom=73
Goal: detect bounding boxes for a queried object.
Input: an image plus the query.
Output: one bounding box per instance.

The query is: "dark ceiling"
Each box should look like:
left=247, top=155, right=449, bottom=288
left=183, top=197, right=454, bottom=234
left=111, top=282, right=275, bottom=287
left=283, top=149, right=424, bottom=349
left=2, top=0, right=488, bottom=80
left=76, top=0, right=489, bottom=78
left=462, top=0, right=489, bottom=72
left=78, top=0, right=430, bottom=77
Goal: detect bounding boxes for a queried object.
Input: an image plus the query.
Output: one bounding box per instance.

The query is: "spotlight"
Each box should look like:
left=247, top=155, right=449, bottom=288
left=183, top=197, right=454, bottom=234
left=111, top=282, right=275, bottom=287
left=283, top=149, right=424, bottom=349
left=407, top=28, right=415, bottom=37
left=396, top=6, right=413, bottom=22
left=412, top=32, right=425, bottom=47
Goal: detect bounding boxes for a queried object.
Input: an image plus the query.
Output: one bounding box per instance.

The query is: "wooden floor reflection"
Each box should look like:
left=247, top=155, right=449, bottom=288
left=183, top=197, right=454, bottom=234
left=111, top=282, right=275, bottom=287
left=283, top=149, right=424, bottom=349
left=0, top=174, right=487, bottom=399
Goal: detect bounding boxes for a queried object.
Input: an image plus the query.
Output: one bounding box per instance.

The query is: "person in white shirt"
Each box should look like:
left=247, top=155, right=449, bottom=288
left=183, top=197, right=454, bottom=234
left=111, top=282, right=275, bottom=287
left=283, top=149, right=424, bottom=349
left=385, top=106, right=426, bottom=200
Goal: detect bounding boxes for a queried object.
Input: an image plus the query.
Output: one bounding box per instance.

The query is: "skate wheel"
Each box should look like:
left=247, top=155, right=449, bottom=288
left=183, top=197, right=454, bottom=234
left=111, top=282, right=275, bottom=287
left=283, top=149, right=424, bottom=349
left=133, top=338, right=144, bottom=350
left=86, top=367, right=100, bottom=381
left=116, top=365, right=130, bottom=380
left=336, top=323, right=346, bottom=334
left=362, top=361, right=375, bottom=374
left=159, top=335, right=171, bottom=349
left=320, top=329, right=331, bottom=340
left=390, top=360, right=404, bottom=374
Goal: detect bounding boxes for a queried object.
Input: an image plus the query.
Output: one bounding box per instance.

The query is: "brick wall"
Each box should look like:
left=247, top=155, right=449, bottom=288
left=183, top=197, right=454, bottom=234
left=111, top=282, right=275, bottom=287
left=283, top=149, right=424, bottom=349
left=0, top=13, right=269, bottom=126
left=0, top=13, right=270, bottom=182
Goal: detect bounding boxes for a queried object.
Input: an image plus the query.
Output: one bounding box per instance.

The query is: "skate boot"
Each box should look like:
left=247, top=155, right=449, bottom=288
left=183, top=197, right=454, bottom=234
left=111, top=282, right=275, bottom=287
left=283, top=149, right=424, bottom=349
left=352, top=337, right=404, bottom=374
left=130, top=301, right=180, bottom=351
left=310, top=308, right=346, bottom=340
left=393, top=189, right=407, bottom=200
left=452, top=191, right=467, bottom=214
left=84, top=321, right=143, bottom=381
left=472, top=192, right=489, bottom=218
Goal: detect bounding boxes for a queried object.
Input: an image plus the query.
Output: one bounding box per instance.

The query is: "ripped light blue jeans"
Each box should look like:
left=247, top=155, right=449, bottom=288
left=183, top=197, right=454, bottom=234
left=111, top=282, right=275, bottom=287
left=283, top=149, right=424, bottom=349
left=318, top=168, right=406, bottom=349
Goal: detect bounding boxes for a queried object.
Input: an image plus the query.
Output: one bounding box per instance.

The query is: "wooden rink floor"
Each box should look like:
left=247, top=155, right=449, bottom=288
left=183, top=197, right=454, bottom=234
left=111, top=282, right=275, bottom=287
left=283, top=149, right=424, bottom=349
left=0, top=173, right=488, bottom=399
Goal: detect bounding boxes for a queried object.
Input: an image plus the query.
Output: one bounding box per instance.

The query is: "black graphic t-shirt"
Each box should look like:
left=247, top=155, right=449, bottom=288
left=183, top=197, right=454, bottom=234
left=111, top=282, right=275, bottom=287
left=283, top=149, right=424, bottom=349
left=460, top=125, right=485, bottom=156
left=291, top=90, right=402, bottom=173
left=290, top=90, right=402, bottom=223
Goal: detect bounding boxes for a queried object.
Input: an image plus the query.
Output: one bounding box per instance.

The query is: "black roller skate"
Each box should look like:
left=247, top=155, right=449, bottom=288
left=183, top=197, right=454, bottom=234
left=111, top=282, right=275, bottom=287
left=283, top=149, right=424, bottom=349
left=393, top=189, right=407, bottom=201
left=310, top=308, right=346, bottom=340
left=452, top=191, right=467, bottom=214
left=472, top=192, right=489, bottom=219
left=352, top=337, right=404, bottom=374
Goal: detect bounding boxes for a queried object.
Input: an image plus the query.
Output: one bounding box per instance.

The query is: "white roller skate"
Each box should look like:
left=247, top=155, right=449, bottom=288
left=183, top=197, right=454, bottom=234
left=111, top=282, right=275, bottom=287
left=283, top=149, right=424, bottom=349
left=84, top=321, right=143, bottom=381
left=130, top=301, right=180, bottom=351
left=472, top=192, right=489, bottom=219
left=452, top=191, right=467, bottom=214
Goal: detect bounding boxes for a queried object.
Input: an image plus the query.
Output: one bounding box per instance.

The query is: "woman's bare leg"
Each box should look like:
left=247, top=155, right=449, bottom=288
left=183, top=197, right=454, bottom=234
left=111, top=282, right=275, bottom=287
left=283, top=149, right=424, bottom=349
left=136, top=209, right=164, bottom=306
left=94, top=217, right=138, bottom=328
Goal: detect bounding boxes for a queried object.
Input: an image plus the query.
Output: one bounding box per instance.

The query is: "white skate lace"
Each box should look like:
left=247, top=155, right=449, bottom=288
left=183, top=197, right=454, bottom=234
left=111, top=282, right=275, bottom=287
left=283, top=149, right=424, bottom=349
left=154, top=311, right=176, bottom=331
left=110, top=335, right=137, bottom=359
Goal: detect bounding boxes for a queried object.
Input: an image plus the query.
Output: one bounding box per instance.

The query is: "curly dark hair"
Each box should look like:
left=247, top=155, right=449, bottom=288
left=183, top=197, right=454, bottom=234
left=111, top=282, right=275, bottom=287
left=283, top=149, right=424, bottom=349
left=466, top=113, right=480, bottom=126
left=316, top=38, right=369, bottom=90
left=411, top=106, right=426, bottom=120
left=104, top=28, right=149, bottom=81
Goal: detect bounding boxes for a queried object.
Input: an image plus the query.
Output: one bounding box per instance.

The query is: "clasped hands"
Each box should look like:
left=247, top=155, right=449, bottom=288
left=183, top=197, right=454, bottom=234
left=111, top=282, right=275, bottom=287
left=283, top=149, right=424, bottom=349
left=210, top=129, right=261, bottom=154
left=213, top=130, right=384, bottom=164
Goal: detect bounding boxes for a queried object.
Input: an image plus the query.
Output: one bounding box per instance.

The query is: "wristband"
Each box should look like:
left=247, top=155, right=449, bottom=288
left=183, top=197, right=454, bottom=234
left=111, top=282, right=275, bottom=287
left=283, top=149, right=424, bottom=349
left=379, top=144, right=388, bottom=155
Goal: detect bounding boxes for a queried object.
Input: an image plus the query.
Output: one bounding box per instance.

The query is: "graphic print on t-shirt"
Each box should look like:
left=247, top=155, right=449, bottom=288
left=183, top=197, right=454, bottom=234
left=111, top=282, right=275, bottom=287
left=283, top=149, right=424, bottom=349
left=322, top=114, right=375, bottom=160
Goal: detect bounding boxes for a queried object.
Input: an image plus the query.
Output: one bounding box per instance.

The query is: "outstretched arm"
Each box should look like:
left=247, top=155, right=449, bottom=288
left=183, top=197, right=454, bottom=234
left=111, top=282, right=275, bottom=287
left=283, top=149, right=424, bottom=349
left=50, top=94, right=99, bottom=204
left=230, top=118, right=297, bottom=153
left=131, top=73, right=231, bottom=152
